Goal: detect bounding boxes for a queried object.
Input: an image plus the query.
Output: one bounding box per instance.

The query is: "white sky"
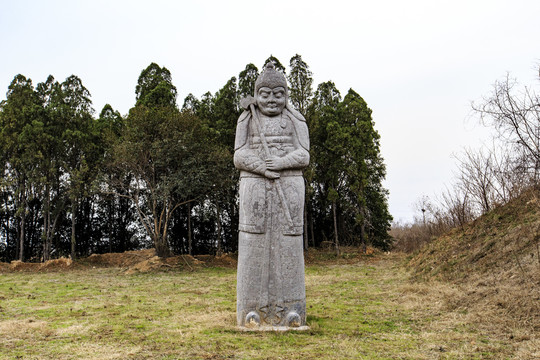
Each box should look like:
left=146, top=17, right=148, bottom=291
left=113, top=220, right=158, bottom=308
left=1, top=0, right=539, bottom=223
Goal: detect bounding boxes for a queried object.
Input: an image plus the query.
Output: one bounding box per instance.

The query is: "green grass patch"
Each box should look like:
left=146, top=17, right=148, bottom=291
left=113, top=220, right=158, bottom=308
left=0, top=256, right=523, bottom=359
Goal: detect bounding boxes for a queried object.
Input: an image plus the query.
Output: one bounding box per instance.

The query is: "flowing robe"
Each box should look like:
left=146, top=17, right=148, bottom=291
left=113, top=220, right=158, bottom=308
left=234, top=105, right=309, bottom=327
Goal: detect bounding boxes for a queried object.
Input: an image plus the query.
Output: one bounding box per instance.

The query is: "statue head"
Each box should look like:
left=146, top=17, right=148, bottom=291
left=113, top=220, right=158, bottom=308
left=255, top=62, right=287, bottom=117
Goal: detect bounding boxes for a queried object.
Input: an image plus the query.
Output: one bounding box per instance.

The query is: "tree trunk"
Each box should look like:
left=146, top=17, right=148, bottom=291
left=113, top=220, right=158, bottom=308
left=18, top=206, right=25, bottom=262
left=108, top=197, right=113, bottom=253
left=187, top=203, right=192, bottom=255
left=18, top=179, right=26, bottom=262
left=71, top=199, right=77, bottom=260
left=5, top=214, right=10, bottom=261
left=15, top=218, right=20, bottom=262
left=154, top=233, right=170, bottom=258
left=310, top=212, right=315, bottom=248
left=303, top=201, right=308, bottom=251
left=332, top=200, right=340, bottom=256
left=3, top=193, right=10, bottom=260
left=360, top=218, right=367, bottom=254
left=42, top=181, right=51, bottom=262
left=154, top=204, right=171, bottom=259
left=216, top=202, right=223, bottom=256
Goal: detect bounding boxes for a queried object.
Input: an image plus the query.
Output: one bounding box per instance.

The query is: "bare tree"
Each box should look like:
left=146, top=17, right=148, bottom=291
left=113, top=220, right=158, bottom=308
left=454, top=147, right=497, bottom=214
left=488, top=142, right=532, bottom=203
left=439, top=185, right=475, bottom=229
left=472, top=73, right=540, bottom=175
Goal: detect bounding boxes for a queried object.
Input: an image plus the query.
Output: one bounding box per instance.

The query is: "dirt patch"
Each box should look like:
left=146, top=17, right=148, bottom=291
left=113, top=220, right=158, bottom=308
left=195, top=254, right=237, bottom=268
left=83, top=248, right=158, bottom=268
left=0, top=257, right=73, bottom=272
left=40, top=257, right=73, bottom=270
left=124, top=254, right=202, bottom=274
left=304, top=246, right=381, bottom=265
left=0, top=246, right=378, bottom=274
left=0, top=249, right=239, bottom=274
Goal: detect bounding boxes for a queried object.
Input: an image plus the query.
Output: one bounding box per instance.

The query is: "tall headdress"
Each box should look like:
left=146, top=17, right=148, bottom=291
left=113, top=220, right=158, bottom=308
left=254, top=62, right=288, bottom=95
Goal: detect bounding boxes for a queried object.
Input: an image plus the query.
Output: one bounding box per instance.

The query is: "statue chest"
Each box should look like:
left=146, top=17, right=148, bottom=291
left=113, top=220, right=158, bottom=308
left=249, top=116, right=295, bottom=156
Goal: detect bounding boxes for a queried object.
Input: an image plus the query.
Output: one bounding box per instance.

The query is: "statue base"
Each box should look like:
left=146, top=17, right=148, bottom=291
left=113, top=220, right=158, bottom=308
left=238, top=325, right=310, bottom=332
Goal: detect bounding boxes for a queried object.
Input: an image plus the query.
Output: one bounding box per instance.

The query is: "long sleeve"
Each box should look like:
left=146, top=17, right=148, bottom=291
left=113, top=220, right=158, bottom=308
left=278, top=147, right=310, bottom=169
left=234, top=146, right=267, bottom=176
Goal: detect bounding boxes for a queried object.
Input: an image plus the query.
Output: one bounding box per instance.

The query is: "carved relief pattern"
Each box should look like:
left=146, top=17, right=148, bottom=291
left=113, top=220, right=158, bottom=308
left=259, top=304, right=285, bottom=326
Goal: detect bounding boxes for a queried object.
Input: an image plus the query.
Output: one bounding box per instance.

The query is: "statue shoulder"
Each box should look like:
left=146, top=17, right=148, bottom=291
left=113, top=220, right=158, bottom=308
left=234, top=110, right=251, bottom=150
left=284, top=106, right=309, bottom=151
left=285, top=103, right=306, bottom=122
left=238, top=110, right=250, bottom=123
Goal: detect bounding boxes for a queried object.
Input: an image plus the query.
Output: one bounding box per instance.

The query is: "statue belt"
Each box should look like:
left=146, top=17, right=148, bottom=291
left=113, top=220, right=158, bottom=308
left=251, top=135, right=294, bottom=144
left=240, top=170, right=303, bottom=178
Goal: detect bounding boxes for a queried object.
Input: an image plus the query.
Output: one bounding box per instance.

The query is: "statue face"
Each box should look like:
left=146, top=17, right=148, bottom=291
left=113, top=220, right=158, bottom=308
left=257, top=86, right=286, bottom=116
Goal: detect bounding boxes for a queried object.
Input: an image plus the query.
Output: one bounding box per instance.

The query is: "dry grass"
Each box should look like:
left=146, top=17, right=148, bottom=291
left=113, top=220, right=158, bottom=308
left=391, top=222, right=436, bottom=253
left=407, top=192, right=540, bottom=334
left=401, top=188, right=540, bottom=359
left=0, top=250, right=536, bottom=359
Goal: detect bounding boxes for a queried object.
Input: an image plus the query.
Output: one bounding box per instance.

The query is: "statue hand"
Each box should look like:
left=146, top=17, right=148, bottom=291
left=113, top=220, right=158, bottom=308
left=264, top=170, right=280, bottom=179
left=265, top=156, right=284, bottom=171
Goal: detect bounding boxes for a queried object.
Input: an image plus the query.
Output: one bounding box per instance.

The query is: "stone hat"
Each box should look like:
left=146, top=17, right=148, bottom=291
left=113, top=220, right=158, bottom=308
left=255, top=62, right=288, bottom=94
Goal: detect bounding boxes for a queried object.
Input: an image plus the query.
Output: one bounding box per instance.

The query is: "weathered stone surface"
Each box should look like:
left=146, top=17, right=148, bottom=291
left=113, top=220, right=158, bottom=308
left=234, top=62, right=310, bottom=330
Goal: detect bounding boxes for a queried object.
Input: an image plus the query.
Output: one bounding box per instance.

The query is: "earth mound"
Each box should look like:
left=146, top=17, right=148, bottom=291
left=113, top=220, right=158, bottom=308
left=407, top=187, right=540, bottom=333
left=1, top=257, right=73, bottom=272
left=0, top=249, right=238, bottom=274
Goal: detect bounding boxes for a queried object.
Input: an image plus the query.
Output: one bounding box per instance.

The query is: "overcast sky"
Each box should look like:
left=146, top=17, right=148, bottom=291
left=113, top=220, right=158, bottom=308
left=1, top=0, right=539, bottom=222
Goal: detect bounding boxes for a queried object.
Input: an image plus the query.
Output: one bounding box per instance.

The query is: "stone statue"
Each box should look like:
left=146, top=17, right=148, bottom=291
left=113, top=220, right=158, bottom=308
left=234, top=62, right=310, bottom=330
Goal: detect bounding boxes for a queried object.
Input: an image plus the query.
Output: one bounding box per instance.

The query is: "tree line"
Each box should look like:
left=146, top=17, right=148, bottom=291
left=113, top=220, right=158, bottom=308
left=0, top=54, right=392, bottom=261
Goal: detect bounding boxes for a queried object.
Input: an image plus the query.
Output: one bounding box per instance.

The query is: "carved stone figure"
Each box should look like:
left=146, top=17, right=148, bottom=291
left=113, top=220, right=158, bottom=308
left=234, top=62, right=309, bottom=330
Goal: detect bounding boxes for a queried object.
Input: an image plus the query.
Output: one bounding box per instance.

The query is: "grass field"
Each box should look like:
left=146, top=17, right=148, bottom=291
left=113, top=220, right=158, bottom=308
left=0, top=253, right=536, bottom=359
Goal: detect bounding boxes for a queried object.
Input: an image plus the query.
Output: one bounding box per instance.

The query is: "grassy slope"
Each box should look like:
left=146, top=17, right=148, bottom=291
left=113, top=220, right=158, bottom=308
left=1, top=250, right=534, bottom=359
left=407, top=188, right=540, bottom=356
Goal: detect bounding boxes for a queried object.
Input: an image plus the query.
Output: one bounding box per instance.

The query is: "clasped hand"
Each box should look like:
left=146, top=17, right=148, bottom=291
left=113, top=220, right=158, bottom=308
left=264, top=156, right=284, bottom=179
left=265, top=156, right=284, bottom=171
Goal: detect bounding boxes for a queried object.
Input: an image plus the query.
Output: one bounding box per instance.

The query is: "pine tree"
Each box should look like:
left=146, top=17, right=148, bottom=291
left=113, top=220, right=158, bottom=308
left=288, top=54, right=313, bottom=116
left=0, top=75, right=42, bottom=261
left=238, top=63, right=259, bottom=98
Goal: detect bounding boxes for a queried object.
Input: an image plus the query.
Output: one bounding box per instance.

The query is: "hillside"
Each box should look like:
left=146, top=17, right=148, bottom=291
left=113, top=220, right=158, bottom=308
left=407, top=187, right=540, bottom=335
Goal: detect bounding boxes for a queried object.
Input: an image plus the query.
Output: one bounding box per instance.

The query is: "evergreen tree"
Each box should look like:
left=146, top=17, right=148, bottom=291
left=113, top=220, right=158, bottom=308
left=95, top=105, right=137, bottom=254
left=238, top=63, right=259, bottom=98
left=211, top=77, right=239, bottom=150
left=108, top=63, right=222, bottom=257
left=337, top=89, right=392, bottom=250
left=182, top=93, right=200, bottom=113
left=207, top=78, right=240, bottom=255
left=288, top=54, right=313, bottom=116
left=196, top=92, right=215, bottom=124
left=34, top=75, right=65, bottom=261
left=57, top=75, right=97, bottom=259
left=135, top=63, right=177, bottom=107
left=0, top=75, right=42, bottom=260
left=309, top=81, right=343, bottom=254
left=0, top=55, right=394, bottom=259
left=263, top=55, right=286, bottom=74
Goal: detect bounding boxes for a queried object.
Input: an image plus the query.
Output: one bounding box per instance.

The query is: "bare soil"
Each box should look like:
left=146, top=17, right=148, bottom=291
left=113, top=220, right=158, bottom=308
left=0, top=246, right=380, bottom=274
left=0, top=248, right=237, bottom=274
